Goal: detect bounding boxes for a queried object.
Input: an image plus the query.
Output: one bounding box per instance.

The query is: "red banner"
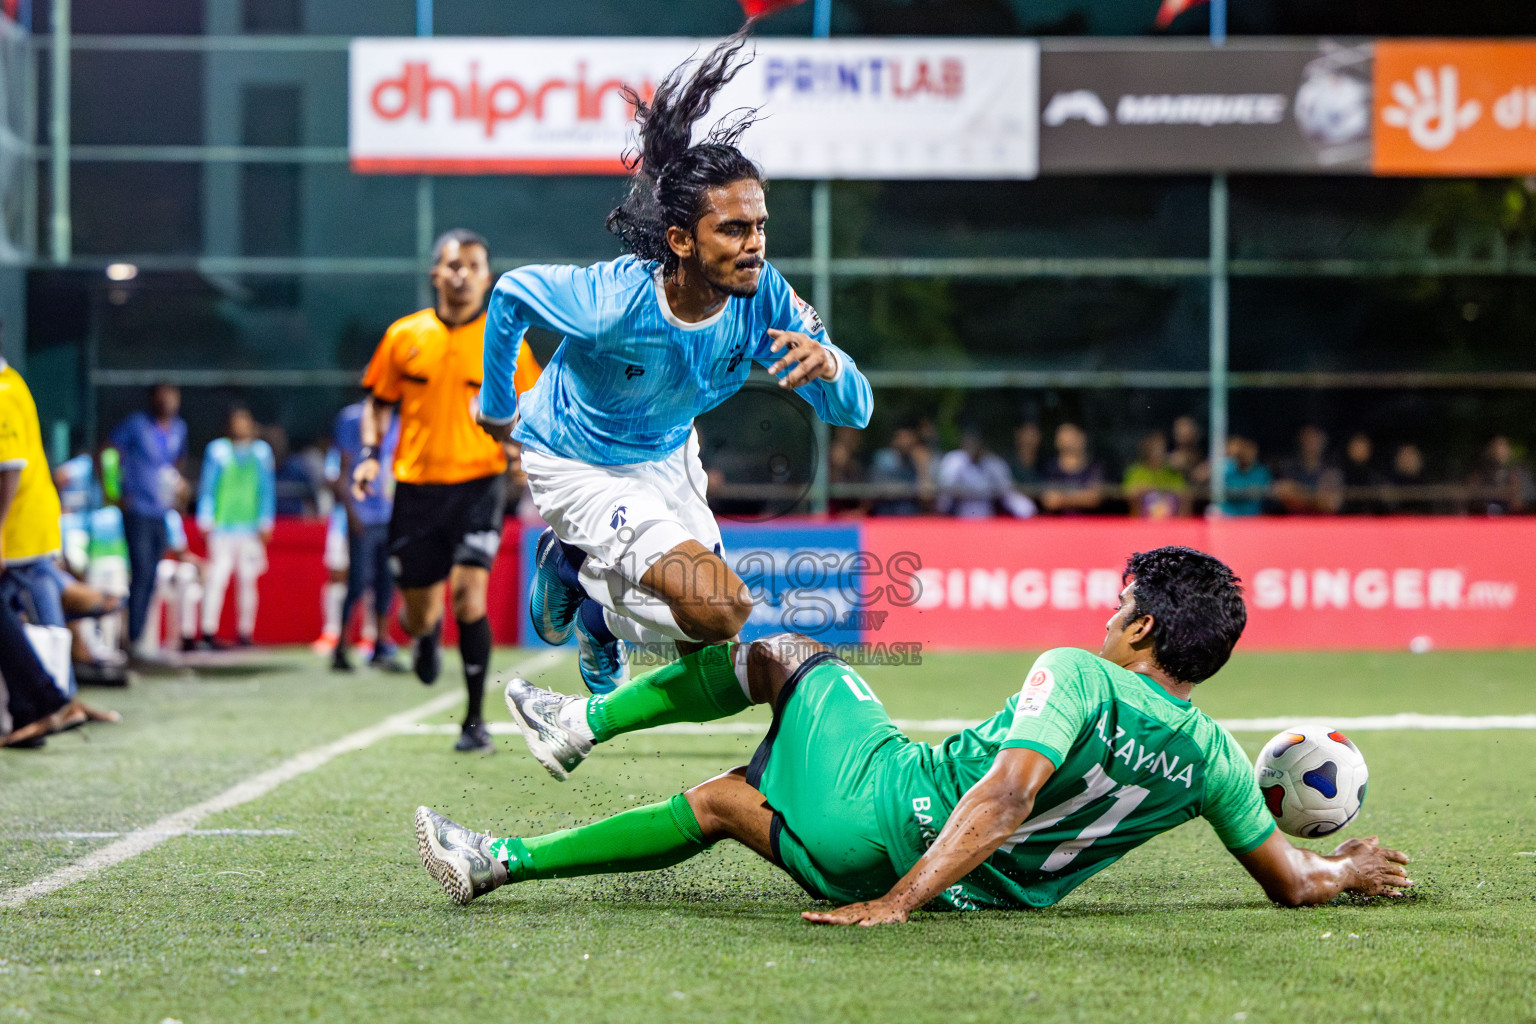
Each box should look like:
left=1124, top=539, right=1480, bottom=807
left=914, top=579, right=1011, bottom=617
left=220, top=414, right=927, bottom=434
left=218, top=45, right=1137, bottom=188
left=860, top=518, right=1536, bottom=651
left=187, top=517, right=523, bottom=646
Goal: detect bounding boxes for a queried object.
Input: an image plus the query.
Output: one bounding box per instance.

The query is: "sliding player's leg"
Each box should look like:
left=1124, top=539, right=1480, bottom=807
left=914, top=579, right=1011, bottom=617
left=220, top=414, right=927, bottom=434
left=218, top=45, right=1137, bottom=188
left=506, top=641, right=752, bottom=779
left=415, top=766, right=774, bottom=905
left=505, top=633, right=842, bottom=782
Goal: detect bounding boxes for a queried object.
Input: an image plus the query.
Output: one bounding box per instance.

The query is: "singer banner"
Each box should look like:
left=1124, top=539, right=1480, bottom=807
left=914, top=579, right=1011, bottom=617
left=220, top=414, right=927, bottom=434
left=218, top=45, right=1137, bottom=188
left=349, top=36, right=1040, bottom=178
left=858, top=518, right=1536, bottom=652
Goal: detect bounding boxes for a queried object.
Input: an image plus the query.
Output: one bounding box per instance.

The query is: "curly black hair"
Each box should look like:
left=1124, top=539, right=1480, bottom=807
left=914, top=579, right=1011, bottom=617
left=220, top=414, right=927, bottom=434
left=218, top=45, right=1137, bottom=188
left=605, top=31, right=764, bottom=277
left=1123, top=546, right=1247, bottom=684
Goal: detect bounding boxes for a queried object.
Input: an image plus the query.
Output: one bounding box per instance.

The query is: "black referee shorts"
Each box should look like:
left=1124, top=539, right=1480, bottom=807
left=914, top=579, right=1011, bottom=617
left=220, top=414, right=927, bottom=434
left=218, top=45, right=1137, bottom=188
left=387, top=474, right=507, bottom=589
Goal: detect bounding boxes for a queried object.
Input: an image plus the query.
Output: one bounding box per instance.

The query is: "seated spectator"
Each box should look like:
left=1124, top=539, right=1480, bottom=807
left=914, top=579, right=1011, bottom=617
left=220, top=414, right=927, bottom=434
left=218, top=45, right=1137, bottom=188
left=1040, top=423, right=1105, bottom=515
left=1169, top=414, right=1211, bottom=487
left=1122, top=431, right=1187, bottom=519
left=1467, top=435, right=1533, bottom=516
left=868, top=420, right=934, bottom=516
left=1218, top=436, right=1272, bottom=517
left=1384, top=443, right=1442, bottom=515
left=827, top=426, right=866, bottom=516
left=1011, top=421, right=1044, bottom=489
left=936, top=427, right=1035, bottom=519
left=1340, top=431, right=1389, bottom=515
left=1274, top=424, right=1344, bottom=514
left=1, top=595, right=119, bottom=749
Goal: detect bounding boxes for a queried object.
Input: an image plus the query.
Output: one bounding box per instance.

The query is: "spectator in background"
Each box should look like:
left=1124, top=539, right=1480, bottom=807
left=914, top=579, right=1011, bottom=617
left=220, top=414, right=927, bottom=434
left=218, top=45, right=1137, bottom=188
left=1218, top=436, right=1271, bottom=517
left=1274, top=424, right=1343, bottom=514
left=1010, top=421, right=1044, bottom=489
left=330, top=400, right=402, bottom=673
left=0, top=337, right=71, bottom=691
left=196, top=406, right=276, bottom=647
left=1040, top=422, right=1105, bottom=515
left=1384, top=443, right=1440, bottom=515
left=936, top=427, right=1035, bottom=519
left=108, top=383, right=187, bottom=649
left=1340, top=431, right=1389, bottom=515
left=1169, top=414, right=1211, bottom=488
left=274, top=431, right=329, bottom=518
left=1122, top=430, right=1186, bottom=518
left=867, top=418, right=934, bottom=516
left=827, top=426, right=866, bottom=516
left=1466, top=435, right=1533, bottom=516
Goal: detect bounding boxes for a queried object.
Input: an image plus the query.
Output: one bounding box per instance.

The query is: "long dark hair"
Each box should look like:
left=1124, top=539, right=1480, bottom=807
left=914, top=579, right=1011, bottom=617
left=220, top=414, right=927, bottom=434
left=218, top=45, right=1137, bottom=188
left=606, top=32, right=763, bottom=276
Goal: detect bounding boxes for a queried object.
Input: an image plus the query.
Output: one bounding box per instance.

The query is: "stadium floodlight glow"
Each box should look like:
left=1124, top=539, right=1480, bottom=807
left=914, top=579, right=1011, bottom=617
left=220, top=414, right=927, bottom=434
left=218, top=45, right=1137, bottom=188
left=105, top=263, right=139, bottom=281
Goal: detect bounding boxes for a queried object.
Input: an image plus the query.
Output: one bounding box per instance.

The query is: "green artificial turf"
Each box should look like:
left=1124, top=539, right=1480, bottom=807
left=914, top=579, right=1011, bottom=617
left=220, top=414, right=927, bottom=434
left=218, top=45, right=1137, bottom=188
left=2, top=647, right=1533, bottom=1023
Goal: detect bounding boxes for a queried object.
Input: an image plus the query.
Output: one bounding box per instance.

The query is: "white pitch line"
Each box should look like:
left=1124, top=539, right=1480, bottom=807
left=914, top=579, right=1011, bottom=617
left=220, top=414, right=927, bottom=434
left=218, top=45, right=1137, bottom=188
left=404, top=712, right=1536, bottom=738
left=0, top=650, right=566, bottom=910
left=17, top=829, right=299, bottom=840
left=1216, top=713, right=1536, bottom=732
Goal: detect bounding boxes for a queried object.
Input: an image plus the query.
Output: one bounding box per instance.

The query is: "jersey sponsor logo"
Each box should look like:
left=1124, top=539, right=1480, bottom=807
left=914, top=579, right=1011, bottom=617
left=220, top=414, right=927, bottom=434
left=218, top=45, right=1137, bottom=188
left=1093, top=712, right=1197, bottom=789
left=624, top=363, right=645, bottom=380
left=609, top=504, right=627, bottom=529
left=789, top=290, right=825, bottom=336
left=1016, top=666, right=1056, bottom=717
left=725, top=345, right=747, bottom=373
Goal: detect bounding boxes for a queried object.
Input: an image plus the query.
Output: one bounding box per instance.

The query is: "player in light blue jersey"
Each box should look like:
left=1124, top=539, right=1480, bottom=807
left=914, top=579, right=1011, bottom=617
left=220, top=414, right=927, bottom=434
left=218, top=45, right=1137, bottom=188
left=477, top=37, right=872, bottom=694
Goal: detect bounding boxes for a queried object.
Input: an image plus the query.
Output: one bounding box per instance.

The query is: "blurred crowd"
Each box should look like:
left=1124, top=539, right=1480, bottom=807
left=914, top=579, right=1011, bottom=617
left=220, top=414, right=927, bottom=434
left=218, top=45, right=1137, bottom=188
left=809, top=414, right=1535, bottom=519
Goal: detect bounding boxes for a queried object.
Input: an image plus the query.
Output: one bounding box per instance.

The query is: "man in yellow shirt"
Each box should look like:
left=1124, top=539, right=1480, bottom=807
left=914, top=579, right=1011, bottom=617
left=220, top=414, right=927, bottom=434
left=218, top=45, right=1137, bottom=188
left=0, top=334, right=70, bottom=692
left=354, top=229, right=541, bottom=753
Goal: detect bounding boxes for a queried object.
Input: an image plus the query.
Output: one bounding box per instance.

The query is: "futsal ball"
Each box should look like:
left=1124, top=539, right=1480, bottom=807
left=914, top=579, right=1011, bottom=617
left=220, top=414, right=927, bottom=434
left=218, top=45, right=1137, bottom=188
left=1254, top=726, right=1369, bottom=839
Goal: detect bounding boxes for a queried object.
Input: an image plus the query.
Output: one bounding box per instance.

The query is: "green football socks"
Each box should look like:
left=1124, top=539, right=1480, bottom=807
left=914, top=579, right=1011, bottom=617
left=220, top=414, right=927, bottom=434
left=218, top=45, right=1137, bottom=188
left=488, top=793, right=708, bottom=881
left=584, top=643, right=750, bottom=743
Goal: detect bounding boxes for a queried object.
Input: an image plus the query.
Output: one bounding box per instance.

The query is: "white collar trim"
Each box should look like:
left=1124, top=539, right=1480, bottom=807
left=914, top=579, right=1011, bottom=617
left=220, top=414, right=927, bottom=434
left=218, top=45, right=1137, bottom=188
left=654, top=270, right=730, bottom=332
left=0, top=358, right=8, bottom=373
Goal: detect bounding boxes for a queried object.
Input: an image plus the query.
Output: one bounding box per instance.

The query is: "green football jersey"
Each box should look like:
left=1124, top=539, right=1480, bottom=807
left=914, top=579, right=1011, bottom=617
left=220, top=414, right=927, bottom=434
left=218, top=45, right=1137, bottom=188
left=876, top=647, right=1275, bottom=910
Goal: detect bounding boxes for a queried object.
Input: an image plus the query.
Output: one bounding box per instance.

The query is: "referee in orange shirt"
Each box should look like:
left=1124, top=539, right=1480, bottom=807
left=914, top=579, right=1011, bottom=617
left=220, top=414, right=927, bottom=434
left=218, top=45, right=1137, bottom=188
left=353, top=229, right=541, bottom=753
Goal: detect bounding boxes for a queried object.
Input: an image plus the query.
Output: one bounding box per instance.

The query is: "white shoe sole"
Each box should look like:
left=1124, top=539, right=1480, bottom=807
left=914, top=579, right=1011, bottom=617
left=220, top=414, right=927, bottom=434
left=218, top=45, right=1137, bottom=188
left=503, top=680, right=571, bottom=782
left=414, top=806, right=474, bottom=905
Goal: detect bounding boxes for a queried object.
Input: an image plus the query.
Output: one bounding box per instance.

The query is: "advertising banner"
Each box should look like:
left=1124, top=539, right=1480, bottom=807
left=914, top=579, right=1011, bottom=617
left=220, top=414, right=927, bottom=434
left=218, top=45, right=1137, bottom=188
left=1373, top=41, right=1536, bottom=176
left=859, top=518, right=1536, bottom=652
left=516, top=520, right=864, bottom=650
left=1038, top=41, right=1374, bottom=173
left=350, top=37, right=1039, bottom=178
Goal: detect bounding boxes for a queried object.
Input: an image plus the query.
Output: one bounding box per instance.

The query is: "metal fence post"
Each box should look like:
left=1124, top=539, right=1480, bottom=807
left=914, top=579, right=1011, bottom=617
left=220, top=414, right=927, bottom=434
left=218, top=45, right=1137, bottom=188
left=807, top=0, right=833, bottom=516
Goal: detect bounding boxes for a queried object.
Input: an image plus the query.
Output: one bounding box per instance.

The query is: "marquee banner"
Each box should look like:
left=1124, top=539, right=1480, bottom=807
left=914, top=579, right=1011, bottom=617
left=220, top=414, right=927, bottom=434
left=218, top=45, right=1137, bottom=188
left=349, top=37, right=1040, bottom=178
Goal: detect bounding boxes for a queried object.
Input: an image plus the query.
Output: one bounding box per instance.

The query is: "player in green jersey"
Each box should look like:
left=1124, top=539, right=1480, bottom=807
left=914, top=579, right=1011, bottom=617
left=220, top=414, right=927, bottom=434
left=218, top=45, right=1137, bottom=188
left=415, top=546, right=1411, bottom=919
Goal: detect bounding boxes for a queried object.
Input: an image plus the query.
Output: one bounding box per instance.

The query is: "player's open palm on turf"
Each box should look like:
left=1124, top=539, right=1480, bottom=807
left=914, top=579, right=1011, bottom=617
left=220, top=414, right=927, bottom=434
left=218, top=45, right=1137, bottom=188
left=766, top=329, right=836, bottom=390
left=1335, top=836, right=1412, bottom=897
left=802, top=898, right=910, bottom=927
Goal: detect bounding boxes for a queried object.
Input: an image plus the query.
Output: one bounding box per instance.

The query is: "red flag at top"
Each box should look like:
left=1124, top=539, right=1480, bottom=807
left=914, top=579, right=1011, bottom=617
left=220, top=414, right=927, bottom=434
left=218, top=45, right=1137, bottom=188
left=738, top=0, right=809, bottom=21
left=1154, top=0, right=1211, bottom=29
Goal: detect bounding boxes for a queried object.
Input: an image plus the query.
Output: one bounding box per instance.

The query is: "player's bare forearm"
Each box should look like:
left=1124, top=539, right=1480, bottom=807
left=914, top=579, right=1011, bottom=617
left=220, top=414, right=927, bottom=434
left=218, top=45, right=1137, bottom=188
left=476, top=411, right=514, bottom=444
left=803, top=748, right=1054, bottom=926
left=1237, top=831, right=1411, bottom=907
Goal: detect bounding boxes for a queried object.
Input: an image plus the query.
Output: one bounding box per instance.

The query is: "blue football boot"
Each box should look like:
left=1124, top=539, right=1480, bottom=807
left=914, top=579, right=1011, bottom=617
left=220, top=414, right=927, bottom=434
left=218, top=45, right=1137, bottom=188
left=529, top=527, right=585, bottom=645
left=575, top=603, right=625, bottom=695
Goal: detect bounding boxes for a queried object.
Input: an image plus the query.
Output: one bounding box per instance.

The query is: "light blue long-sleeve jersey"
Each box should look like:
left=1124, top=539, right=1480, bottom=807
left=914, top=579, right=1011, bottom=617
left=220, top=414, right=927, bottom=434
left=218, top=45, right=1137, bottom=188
left=196, top=438, right=276, bottom=535
left=480, top=255, right=873, bottom=466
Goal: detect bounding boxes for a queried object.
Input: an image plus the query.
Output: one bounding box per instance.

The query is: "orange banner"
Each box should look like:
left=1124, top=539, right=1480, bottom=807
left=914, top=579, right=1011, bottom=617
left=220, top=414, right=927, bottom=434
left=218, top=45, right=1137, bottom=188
left=1374, top=41, right=1536, bottom=175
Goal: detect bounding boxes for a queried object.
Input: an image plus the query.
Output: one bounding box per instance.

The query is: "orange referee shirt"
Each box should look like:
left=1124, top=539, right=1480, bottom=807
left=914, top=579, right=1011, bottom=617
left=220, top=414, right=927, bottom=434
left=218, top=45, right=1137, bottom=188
left=362, top=308, right=542, bottom=486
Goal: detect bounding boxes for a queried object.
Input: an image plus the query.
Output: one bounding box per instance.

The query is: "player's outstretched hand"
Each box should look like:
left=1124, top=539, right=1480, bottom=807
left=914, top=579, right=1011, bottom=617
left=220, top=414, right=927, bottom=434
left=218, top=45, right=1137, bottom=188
left=766, top=329, right=837, bottom=390
left=802, top=898, right=910, bottom=927
left=1333, top=836, right=1413, bottom=897
left=475, top=411, right=514, bottom=444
